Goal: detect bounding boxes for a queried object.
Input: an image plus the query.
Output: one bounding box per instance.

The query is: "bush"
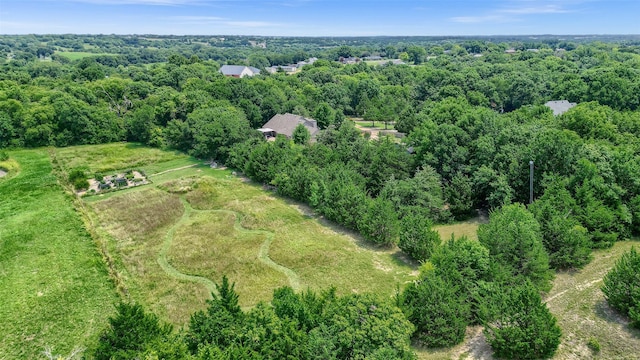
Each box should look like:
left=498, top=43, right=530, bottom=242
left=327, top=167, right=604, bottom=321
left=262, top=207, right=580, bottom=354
left=94, top=302, right=173, bottom=360
left=484, top=282, right=561, bottom=360
left=68, top=168, right=89, bottom=190
left=587, top=337, right=601, bottom=353
left=94, top=172, right=104, bottom=182
left=0, top=151, right=8, bottom=161
left=398, top=213, right=441, bottom=262
left=602, top=247, right=640, bottom=328
left=401, top=273, right=469, bottom=348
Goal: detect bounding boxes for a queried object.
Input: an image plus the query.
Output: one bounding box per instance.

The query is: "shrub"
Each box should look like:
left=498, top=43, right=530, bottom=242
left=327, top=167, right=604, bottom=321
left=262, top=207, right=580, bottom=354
left=401, top=273, right=469, bottom=348
left=94, top=302, right=173, bottom=360
left=484, top=282, right=561, bottom=360
left=0, top=151, right=8, bottom=161
left=602, top=247, right=640, bottom=328
left=587, top=337, right=601, bottom=353
left=68, top=168, right=89, bottom=190
left=398, top=213, right=441, bottom=262
left=94, top=173, right=104, bottom=182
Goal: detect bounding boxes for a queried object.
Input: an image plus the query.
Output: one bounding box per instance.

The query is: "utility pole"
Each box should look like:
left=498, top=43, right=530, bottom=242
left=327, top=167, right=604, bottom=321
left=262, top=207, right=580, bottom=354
left=529, top=160, right=534, bottom=204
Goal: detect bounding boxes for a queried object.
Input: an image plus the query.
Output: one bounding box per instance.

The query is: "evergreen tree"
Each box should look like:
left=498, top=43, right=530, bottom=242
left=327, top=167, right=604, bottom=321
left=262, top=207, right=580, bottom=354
left=483, top=282, right=562, bottom=360
left=602, top=247, right=640, bottom=328
left=401, top=273, right=469, bottom=348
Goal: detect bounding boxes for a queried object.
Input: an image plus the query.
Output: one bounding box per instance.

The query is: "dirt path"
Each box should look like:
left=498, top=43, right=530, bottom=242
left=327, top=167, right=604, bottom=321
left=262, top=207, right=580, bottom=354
left=157, top=196, right=302, bottom=298
left=353, top=123, right=380, bottom=139
left=149, top=164, right=198, bottom=177
left=0, top=170, right=6, bottom=178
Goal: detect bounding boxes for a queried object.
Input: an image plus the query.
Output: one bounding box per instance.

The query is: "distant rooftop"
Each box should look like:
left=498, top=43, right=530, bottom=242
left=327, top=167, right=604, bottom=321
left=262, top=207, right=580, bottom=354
left=219, top=65, right=260, bottom=78
left=545, top=100, right=577, bottom=116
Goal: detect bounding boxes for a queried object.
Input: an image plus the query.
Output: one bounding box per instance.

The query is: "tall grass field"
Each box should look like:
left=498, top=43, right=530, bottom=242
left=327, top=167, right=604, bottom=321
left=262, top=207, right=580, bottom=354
left=0, top=150, right=116, bottom=359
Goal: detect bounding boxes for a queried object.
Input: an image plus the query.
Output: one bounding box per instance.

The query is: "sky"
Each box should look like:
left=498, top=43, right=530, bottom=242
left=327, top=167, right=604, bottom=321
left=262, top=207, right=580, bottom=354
left=0, top=0, right=639, bottom=36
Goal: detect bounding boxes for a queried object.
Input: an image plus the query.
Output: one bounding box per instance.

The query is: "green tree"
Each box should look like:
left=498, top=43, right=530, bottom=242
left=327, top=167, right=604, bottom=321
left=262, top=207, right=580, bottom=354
left=602, top=247, right=640, bottom=328
left=484, top=282, right=562, bottom=360
left=188, top=105, right=254, bottom=163
left=398, top=213, right=441, bottom=262
left=358, top=196, right=400, bottom=246
left=186, top=276, right=244, bottom=352
left=406, top=46, right=427, bottom=64
left=323, top=293, right=415, bottom=359
left=478, top=203, right=553, bottom=291
left=430, top=236, right=492, bottom=324
left=445, top=172, right=475, bottom=220
left=94, top=302, right=173, bottom=360
left=292, top=123, right=311, bottom=145
left=402, top=273, right=469, bottom=348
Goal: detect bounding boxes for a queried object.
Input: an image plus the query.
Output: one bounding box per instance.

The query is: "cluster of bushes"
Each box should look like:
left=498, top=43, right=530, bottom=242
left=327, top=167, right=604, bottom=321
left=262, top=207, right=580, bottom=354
left=602, top=247, right=640, bottom=329
left=94, top=277, right=415, bottom=360
left=399, top=204, right=561, bottom=359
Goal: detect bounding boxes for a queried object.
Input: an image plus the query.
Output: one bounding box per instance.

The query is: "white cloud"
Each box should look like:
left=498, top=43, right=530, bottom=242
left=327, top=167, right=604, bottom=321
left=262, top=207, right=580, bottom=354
left=166, top=15, right=283, bottom=28
left=500, top=4, right=571, bottom=14
left=451, top=0, right=576, bottom=24
left=225, top=21, right=280, bottom=27
left=63, top=0, right=203, bottom=5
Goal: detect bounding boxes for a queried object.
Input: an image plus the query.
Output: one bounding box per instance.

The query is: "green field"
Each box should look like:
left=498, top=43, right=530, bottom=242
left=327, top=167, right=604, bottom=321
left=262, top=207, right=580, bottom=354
left=354, top=119, right=396, bottom=131
left=52, top=143, right=417, bottom=326
left=0, top=150, right=117, bottom=359
left=55, top=51, right=112, bottom=60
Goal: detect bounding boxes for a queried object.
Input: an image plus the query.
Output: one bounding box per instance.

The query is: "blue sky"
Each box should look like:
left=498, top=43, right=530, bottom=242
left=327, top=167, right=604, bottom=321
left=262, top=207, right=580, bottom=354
left=0, top=0, right=638, bottom=36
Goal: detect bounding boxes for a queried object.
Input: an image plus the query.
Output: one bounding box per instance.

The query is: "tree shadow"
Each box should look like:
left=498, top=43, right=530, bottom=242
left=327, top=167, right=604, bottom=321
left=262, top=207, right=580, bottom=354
left=594, top=298, right=640, bottom=339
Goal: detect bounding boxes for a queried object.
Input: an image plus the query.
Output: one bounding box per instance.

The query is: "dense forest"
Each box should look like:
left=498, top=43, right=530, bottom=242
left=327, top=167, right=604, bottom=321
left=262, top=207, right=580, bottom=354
left=2, top=34, right=640, bottom=359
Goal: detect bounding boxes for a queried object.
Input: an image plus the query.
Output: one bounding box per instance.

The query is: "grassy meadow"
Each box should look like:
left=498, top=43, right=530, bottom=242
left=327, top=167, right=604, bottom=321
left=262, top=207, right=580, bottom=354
left=0, top=150, right=116, bottom=359
left=51, top=143, right=417, bottom=326
left=55, top=51, right=111, bottom=60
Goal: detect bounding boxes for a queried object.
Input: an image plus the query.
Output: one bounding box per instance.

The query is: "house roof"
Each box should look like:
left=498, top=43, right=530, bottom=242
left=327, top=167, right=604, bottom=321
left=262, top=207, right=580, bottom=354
left=260, top=113, right=320, bottom=138
left=219, top=65, right=260, bottom=77
left=545, top=100, right=577, bottom=116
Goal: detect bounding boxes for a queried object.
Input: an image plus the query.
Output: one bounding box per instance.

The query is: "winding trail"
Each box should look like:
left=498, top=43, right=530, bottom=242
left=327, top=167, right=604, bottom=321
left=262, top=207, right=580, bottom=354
left=157, top=197, right=218, bottom=295
left=157, top=196, right=301, bottom=298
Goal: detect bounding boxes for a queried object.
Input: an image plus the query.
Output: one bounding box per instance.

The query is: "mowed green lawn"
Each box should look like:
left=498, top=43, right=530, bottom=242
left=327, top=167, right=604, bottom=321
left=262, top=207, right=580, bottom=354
left=55, top=51, right=112, bottom=60
left=0, top=150, right=116, bottom=359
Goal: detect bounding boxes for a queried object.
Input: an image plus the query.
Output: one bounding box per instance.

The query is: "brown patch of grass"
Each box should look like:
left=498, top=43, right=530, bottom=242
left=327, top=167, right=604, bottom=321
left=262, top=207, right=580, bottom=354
left=434, top=216, right=486, bottom=241
left=92, top=189, right=183, bottom=240
left=168, top=211, right=289, bottom=307
left=89, top=189, right=212, bottom=324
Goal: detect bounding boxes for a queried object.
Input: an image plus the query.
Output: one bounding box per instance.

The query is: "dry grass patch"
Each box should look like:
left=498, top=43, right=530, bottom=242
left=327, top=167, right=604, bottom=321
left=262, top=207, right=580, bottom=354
left=545, top=240, right=640, bottom=359
left=169, top=211, right=289, bottom=307
left=185, top=176, right=417, bottom=298
left=434, top=216, right=486, bottom=241
left=92, top=189, right=183, bottom=241
left=89, top=189, right=213, bottom=324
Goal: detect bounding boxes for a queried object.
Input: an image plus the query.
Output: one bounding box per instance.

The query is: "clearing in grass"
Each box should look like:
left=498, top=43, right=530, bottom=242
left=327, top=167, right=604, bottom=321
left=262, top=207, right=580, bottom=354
left=0, top=149, right=117, bottom=359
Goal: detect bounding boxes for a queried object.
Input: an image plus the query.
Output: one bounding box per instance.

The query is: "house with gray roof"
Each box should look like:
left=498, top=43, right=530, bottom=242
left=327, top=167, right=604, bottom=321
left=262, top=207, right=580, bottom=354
left=545, top=100, right=577, bottom=116
left=258, top=113, right=320, bottom=140
left=219, top=65, right=260, bottom=78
